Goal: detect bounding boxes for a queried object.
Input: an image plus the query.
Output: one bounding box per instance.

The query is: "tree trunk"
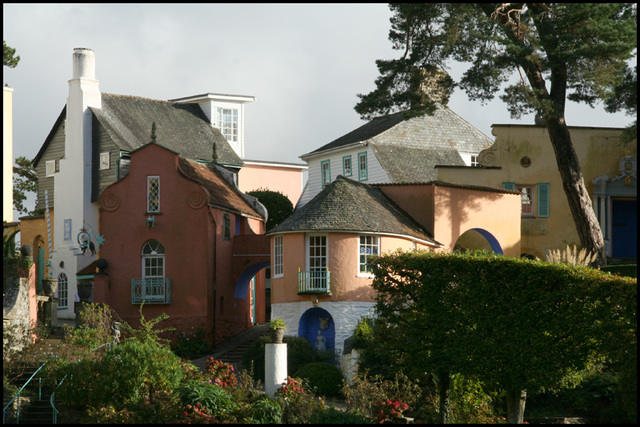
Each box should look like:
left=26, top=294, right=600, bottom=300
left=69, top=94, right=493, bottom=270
left=438, top=371, right=451, bottom=424
left=545, top=118, right=607, bottom=267
left=505, top=389, right=527, bottom=424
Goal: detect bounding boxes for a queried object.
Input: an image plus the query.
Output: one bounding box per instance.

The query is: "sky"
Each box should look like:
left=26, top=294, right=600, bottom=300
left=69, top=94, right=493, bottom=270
left=4, top=3, right=635, bottom=214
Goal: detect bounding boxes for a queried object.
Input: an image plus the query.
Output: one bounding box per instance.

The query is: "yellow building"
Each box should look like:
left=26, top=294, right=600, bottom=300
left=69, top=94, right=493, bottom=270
left=437, top=124, right=637, bottom=260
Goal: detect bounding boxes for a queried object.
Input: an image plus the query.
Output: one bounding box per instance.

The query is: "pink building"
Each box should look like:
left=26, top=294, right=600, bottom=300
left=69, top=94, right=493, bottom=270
left=267, top=176, right=520, bottom=356
left=94, top=143, right=269, bottom=343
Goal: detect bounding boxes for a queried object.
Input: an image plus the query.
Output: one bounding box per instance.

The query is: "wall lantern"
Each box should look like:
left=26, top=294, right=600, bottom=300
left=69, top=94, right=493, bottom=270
left=146, top=215, right=156, bottom=230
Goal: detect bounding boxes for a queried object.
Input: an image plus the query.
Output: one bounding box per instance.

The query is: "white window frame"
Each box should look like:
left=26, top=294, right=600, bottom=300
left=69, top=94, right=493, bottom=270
left=306, top=234, right=328, bottom=272
left=100, top=152, right=110, bottom=170
left=64, top=219, right=72, bottom=241
left=273, top=235, right=284, bottom=278
left=358, top=234, right=379, bottom=276
left=57, top=273, right=68, bottom=309
left=517, top=185, right=535, bottom=217
left=216, top=107, right=239, bottom=142
left=46, top=160, right=58, bottom=177
left=470, top=155, right=480, bottom=167
left=343, top=155, right=352, bottom=177
left=147, top=176, right=160, bottom=213
left=142, top=240, right=165, bottom=298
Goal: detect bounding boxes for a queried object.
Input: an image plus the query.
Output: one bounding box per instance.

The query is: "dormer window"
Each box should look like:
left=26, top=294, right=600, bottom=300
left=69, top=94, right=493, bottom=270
left=216, top=107, right=238, bottom=142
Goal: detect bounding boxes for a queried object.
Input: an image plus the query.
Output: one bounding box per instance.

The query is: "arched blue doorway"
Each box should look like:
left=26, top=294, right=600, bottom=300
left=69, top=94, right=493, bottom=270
left=299, top=307, right=334, bottom=352
left=471, top=228, right=504, bottom=255
left=234, top=261, right=270, bottom=299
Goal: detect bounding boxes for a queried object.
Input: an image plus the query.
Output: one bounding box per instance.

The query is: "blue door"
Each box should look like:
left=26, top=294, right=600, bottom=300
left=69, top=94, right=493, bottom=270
left=298, top=307, right=334, bottom=353
left=612, top=199, right=637, bottom=258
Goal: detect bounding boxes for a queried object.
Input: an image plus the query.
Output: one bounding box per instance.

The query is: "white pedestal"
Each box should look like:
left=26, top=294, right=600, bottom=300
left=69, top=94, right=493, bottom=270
left=265, top=343, right=287, bottom=397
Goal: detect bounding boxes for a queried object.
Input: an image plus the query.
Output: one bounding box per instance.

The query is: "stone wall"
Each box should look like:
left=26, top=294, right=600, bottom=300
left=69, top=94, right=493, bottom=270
left=3, top=276, right=33, bottom=356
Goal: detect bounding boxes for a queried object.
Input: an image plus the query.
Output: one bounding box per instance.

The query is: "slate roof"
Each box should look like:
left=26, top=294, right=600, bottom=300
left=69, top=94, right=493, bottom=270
left=304, top=104, right=493, bottom=157
left=91, top=93, right=243, bottom=165
left=370, top=145, right=464, bottom=182
left=177, top=157, right=265, bottom=220
left=266, top=175, right=440, bottom=246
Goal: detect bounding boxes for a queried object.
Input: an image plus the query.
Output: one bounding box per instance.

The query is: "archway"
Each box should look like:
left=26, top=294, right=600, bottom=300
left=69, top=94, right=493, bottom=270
left=454, top=228, right=504, bottom=255
left=299, top=307, right=335, bottom=352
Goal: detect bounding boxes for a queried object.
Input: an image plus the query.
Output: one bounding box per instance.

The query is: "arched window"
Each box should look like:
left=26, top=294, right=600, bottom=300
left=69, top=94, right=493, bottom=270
left=141, top=240, right=165, bottom=300
left=57, top=273, right=68, bottom=308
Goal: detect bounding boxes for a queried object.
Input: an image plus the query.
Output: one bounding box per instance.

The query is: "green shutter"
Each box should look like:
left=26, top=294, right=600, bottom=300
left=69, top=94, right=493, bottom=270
left=537, top=183, right=550, bottom=217
left=502, top=182, right=516, bottom=191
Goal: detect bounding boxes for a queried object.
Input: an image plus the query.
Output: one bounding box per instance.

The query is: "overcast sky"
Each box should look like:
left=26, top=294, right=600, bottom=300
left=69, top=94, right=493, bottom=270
left=4, top=3, right=634, bottom=166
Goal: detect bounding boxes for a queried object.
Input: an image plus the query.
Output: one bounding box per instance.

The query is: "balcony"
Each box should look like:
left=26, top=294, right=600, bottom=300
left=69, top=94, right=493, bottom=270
left=298, top=269, right=331, bottom=295
left=131, top=278, right=171, bottom=304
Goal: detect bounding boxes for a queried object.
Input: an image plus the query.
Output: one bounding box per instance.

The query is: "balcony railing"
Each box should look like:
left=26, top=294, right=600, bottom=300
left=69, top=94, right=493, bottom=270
left=298, top=269, right=331, bottom=295
left=131, top=278, right=171, bottom=304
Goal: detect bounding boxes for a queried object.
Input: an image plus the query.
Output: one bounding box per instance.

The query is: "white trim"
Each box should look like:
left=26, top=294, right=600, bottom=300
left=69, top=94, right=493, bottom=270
left=267, top=230, right=442, bottom=248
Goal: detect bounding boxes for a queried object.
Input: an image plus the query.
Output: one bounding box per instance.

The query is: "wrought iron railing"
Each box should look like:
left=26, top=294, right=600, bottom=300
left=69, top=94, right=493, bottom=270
left=3, top=357, right=55, bottom=424
left=131, top=278, right=171, bottom=304
left=298, top=269, right=331, bottom=294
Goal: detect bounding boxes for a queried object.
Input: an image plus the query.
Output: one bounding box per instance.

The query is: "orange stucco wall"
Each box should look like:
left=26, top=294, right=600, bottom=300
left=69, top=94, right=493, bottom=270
left=98, top=144, right=266, bottom=344
left=238, top=163, right=306, bottom=206
left=270, top=232, right=434, bottom=306
left=379, top=183, right=521, bottom=257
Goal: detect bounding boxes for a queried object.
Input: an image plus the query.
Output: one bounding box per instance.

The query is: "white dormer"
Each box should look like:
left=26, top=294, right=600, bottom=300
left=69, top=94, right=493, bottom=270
left=170, top=93, right=255, bottom=159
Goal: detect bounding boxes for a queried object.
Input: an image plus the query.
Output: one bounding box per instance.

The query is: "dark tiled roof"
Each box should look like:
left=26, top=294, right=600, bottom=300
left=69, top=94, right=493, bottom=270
left=267, top=176, right=439, bottom=246
left=370, top=145, right=465, bottom=182
left=91, top=93, right=243, bottom=165
left=177, top=157, right=265, bottom=219
left=302, top=104, right=493, bottom=159
left=304, top=113, right=405, bottom=156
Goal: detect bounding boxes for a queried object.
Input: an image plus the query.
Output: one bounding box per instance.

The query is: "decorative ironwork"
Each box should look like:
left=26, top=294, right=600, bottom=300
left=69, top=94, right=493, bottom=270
left=131, top=278, right=171, bottom=304
left=298, top=270, right=331, bottom=295
left=522, top=218, right=547, bottom=235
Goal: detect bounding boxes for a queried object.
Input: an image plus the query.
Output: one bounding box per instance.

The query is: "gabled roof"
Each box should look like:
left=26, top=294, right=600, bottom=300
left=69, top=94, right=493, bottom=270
left=266, top=175, right=440, bottom=246
left=92, top=93, right=242, bottom=165
left=34, top=93, right=243, bottom=167
left=177, top=157, right=265, bottom=220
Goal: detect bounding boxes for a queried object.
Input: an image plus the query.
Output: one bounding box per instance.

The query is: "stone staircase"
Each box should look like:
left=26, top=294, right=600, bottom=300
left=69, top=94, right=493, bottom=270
left=191, top=323, right=271, bottom=372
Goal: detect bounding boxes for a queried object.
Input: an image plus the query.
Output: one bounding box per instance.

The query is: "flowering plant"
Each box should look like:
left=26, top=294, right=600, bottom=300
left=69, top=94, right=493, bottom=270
left=373, top=399, right=409, bottom=423
left=205, top=357, right=237, bottom=388
left=274, top=376, right=325, bottom=423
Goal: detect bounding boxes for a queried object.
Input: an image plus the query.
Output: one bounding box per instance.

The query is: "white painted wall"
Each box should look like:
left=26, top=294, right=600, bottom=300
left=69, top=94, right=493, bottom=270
left=270, top=300, right=377, bottom=358
left=297, top=146, right=389, bottom=207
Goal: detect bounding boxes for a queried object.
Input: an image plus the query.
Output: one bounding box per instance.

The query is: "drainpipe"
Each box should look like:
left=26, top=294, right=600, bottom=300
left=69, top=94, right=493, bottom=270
left=208, top=208, right=217, bottom=344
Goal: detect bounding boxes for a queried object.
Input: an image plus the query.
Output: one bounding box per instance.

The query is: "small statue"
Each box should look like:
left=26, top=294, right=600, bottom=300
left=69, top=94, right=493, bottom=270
left=315, top=330, right=326, bottom=352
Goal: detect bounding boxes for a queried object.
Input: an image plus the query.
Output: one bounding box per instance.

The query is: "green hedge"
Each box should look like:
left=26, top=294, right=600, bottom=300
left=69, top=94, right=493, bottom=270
left=601, top=264, right=637, bottom=278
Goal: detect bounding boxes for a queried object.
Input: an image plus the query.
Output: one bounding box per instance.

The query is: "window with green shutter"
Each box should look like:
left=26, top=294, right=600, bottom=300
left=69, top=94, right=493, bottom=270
left=537, top=183, right=550, bottom=217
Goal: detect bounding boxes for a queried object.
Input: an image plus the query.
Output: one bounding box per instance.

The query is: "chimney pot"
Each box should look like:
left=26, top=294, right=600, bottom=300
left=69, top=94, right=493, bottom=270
left=72, top=48, right=96, bottom=80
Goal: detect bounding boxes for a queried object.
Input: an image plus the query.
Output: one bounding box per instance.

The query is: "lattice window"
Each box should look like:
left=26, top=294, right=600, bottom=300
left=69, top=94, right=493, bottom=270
left=147, top=176, right=160, bottom=213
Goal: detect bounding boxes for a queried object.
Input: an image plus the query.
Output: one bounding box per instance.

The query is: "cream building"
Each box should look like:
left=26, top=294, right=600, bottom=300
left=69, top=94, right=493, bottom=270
left=437, top=124, right=637, bottom=260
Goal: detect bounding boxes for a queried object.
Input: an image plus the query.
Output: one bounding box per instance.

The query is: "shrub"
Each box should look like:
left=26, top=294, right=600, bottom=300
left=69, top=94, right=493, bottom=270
left=310, top=406, right=372, bottom=424
left=241, top=335, right=326, bottom=381
left=178, top=379, right=237, bottom=419
left=66, top=303, right=121, bottom=350
left=204, top=357, right=237, bottom=388
left=172, top=323, right=210, bottom=357
left=274, top=376, right=325, bottom=424
left=55, top=339, right=186, bottom=409
left=249, top=397, right=283, bottom=424
left=342, top=370, right=421, bottom=420
left=295, top=361, right=344, bottom=396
